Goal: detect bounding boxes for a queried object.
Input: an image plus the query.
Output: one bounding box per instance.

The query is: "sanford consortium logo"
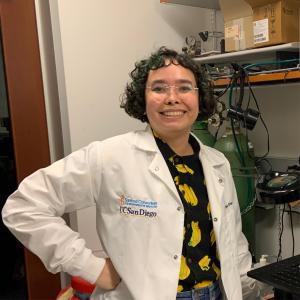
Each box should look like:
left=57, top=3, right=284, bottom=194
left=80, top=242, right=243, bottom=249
left=119, top=195, right=158, bottom=218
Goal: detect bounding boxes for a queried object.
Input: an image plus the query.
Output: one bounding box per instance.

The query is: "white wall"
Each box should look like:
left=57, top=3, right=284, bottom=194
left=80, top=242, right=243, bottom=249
left=247, top=84, right=300, bottom=159
left=36, top=0, right=222, bottom=255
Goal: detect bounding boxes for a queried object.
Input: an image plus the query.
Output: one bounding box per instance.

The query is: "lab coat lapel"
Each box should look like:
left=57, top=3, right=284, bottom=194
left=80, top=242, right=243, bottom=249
left=134, top=126, right=182, bottom=205
left=199, top=143, right=226, bottom=237
left=148, top=153, right=181, bottom=203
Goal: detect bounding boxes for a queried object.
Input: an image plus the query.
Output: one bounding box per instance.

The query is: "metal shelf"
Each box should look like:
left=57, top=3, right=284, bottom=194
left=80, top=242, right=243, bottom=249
left=213, top=70, right=300, bottom=87
left=193, top=42, right=300, bottom=64
left=160, top=0, right=220, bottom=9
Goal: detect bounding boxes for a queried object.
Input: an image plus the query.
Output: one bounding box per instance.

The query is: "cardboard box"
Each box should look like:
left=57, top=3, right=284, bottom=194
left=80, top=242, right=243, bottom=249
left=245, top=0, right=300, bottom=47
left=219, top=0, right=255, bottom=52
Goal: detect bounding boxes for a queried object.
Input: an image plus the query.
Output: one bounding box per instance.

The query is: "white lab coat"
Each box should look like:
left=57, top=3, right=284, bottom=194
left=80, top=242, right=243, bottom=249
left=2, top=126, right=258, bottom=300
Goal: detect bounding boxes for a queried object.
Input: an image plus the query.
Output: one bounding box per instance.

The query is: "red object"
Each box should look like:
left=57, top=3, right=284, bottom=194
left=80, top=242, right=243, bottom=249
left=71, top=276, right=96, bottom=294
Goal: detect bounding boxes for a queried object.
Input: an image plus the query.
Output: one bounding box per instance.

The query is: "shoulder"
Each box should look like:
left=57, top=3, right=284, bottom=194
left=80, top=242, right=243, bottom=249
left=98, top=130, right=142, bottom=148
left=85, top=129, right=148, bottom=156
left=195, top=141, right=231, bottom=172
left=201, top=144, right=227, bottom=161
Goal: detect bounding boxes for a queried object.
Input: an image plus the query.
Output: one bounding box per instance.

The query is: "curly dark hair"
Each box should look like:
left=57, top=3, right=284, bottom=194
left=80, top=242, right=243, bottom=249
left=120, top=46, right=215, bottom=122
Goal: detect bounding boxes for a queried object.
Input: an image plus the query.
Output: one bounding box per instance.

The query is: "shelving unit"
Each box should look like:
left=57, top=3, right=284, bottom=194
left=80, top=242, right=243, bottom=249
left=193, top=42, right=300, bottom=86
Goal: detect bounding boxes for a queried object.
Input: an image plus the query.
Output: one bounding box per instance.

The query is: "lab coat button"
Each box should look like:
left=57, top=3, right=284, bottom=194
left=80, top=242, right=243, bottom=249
left=213, top=217, right=218, bottom=222
left=173, top=255, right=178, bottom=260
left=155, top=167, right=159, bottom=171
left=218, top=178, right=223, bottom=184
left=177, top=206, right=182, bottom=211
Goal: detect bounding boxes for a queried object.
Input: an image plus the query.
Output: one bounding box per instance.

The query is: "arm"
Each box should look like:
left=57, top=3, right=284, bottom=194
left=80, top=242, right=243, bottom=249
left=96, top=258, right=121, bottom=290
left=2, top=142, right=105, bottom=284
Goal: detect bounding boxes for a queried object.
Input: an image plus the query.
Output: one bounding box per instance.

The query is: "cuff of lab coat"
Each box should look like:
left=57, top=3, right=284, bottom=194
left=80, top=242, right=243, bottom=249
left=79, top=253, right=106, bottom=284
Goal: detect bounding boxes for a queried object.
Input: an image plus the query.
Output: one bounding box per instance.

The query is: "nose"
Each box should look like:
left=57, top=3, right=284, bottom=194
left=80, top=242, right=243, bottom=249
left=165, top=87, right=180, bottom=105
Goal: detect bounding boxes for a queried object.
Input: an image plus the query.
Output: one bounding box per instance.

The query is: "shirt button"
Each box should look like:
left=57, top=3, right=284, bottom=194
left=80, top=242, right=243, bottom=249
left=187, top=223, right=191, bottom=228
left=188, top=258, right=192, bottom=264
left=213, top=217, right=218, bottom=222
left=155, top=167, right=159, bottom=171
left=174, top=255, right=178, bottom=260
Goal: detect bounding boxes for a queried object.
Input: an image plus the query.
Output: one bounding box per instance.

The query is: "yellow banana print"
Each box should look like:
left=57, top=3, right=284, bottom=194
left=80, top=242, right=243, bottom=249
left=188, top=221, right=201, bottom=247
left=179, top=256, right=190, bottom=280
left=212, top=262, right=221, bottom=279
left=178, top=184, right=198, bottom=206
left=210, top=229, right=216, bottom=245
left=168, top=157, right=194, bottom=174
left=177, top=285, right=184, bottom=292
left=207, top=203, right=211, bottom=215
left=175, top=164, right=194, bottom=174
left=193, top=280, right=213, bottom=289
left=198, top=255, right=211, bottom=271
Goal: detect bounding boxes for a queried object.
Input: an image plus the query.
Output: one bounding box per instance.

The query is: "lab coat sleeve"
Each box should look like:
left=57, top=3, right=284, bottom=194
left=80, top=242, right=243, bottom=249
left=1, top=142, right=105, bottom=284
left=225, top=160, right=260, bottom=299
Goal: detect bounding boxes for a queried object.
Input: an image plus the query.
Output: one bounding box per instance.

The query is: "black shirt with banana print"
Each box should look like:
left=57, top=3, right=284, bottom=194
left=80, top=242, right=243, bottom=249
left=153, top=131, right=221, bottom=292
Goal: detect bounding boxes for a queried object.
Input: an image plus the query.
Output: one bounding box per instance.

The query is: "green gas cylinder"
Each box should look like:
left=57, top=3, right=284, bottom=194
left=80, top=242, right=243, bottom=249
left=214, top=125, right=256, bottom=254
left=192, top=121, right=215, bottom=147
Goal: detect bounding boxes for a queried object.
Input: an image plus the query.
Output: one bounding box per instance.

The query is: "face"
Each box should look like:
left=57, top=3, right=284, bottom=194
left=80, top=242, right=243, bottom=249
left=145, top=63, right=199, bottom=140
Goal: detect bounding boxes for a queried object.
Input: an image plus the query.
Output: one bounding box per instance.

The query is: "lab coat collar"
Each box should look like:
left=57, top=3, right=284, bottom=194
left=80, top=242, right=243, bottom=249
left=191, top=132, right=226, bottom=169
left=133, top=125, right=160, bottom=153
left=133, top=126, right=226, bottom=169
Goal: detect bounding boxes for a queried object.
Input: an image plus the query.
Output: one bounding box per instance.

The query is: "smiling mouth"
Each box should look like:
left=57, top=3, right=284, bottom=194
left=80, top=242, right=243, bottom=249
left=160, top=111, right=185, bottom=117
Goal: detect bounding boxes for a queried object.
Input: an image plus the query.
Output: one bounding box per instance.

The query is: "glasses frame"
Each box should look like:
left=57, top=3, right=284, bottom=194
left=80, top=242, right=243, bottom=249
left=146, top=83, right=199, bottom=95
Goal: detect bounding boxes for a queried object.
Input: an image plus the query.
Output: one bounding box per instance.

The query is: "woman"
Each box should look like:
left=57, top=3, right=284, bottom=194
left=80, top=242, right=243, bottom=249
left=2, top=47, right=258, bottom=299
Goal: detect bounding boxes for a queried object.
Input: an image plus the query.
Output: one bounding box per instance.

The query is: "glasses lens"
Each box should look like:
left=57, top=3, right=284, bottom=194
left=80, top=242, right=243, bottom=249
left=177, top=83, right=194, bottom=93
left=149, top=83, right=196, bottom=94
left=150, top=84, right=168, bottom=94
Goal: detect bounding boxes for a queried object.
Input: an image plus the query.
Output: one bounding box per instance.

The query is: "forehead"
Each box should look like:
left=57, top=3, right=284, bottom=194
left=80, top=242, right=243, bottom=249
left=147, top=63, right=196, bottom=84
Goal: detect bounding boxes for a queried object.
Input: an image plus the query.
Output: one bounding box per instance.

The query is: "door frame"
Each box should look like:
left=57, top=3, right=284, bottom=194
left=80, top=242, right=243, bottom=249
left=0, top=0, right=61, bottom=298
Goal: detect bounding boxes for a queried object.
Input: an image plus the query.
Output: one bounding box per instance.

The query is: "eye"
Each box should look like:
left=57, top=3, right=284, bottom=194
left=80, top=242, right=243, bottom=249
left=177, top=84, right=193, bottom=93
left=151, top=85, right=167, bottom=93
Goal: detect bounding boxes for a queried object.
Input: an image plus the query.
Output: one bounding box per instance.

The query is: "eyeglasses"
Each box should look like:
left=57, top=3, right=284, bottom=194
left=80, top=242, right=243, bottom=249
left=146, top=83, right=199, bottom=95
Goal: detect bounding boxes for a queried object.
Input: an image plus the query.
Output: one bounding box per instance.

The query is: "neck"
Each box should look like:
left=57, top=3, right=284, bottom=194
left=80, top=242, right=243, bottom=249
left=163, top=132, right=193, bottom=156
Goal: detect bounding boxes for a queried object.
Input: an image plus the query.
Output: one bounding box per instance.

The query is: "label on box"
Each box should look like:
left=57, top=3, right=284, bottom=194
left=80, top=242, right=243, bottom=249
left=225, top=24, right=240, bottom=40
left=253, top=19, right=269, bottom=44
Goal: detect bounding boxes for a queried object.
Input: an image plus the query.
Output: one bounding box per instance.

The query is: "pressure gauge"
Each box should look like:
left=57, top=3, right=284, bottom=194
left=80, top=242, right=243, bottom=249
left=185, top=35, right=196, bottom=47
